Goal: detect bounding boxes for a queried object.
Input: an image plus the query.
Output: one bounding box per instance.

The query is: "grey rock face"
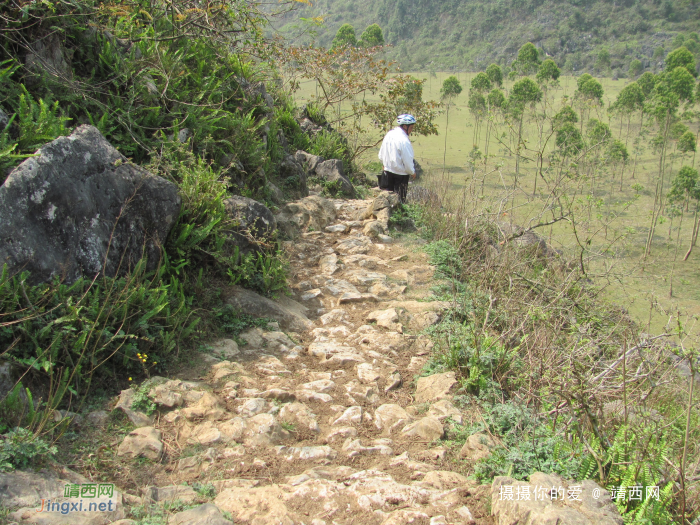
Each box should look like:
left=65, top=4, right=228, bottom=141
left=223, top=196, right=276, bottom=255
left=315, top=159, right=355, bottom=197
left=225, top=285, right=311, bottom=332
left=295, top=150, right=324, bottom=175
left=279, top=154, right=308, bottom=197
left=224, top=196, right=276, bottom=236
left=25, top=33, right=72, bottom=81
left=0, top=125, right=181, bottom=284
left=0, top=107, right=8, bottom=131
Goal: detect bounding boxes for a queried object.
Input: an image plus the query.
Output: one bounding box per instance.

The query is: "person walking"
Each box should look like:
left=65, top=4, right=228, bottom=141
left=378, top=114, right=416, bottom=204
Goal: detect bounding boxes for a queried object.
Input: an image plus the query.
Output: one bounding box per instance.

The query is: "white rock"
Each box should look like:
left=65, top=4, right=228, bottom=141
left=332, top=406, right=363, bottom=426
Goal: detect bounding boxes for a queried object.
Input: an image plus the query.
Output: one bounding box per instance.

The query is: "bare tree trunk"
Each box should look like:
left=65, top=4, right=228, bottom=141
left=683, top=208, right=699, bottom=260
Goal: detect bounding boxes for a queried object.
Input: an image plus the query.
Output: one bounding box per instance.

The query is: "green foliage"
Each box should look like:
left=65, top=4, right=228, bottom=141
left=668, top=166, right=700, bottom=204
left=0, top=87, right=71, bottom=178
left=612, top=82, right=645, bottom=114
left=471, top=402, right=583, bottom=482
left=309, top=130, right=351, bottom=166
left=556, top=123, right=585, bottom=157
left=628, top=59, right=643, bottom=78
left=508, top=78, right=542, bottom=117
left=468, top=92, right=487, bottom=116
left=192, top=482, right=217, bottom=498
left=424, top=240, right=462, bottom=279
left=275, top=103, right=311, bottom=153
left=130, top=382, right=157, bottom=416
left=588, top=119, right=612, bottom=145
left=0, top=427, right=57, bottom=472
left=227, top=249, right=289, bottom=297
left=331, top=24, right=358, bottom=49
left=440, top=76, right=463, bottom=101
left=554, top=106, right=579, bottom=127
left=359, top=24, right=384, bottom=47
left=485, top=64, right=503, bottom=88
left=637, top=72, right=658, bottom=98
left=596, top=425, right=675, bottom=523
left=0, top=382, right=37, bottom=433
left=595, top=48, right=611, bottom=71
left=470, top=72, right=491, bottom=94
left=487, top=89, right=505, bottom=109
left=576, top=76, right=604, bottom=103
left=665, top=46, right=697, bottom=77
left=659, top=67, right=696, bottom=103
left=607, top=140, right=629, bottom=163
left=677, top=131, right=697, bottom=154
left=512, top=42, right=541, bottom=76
left=536, top=59, right=561, bottom=86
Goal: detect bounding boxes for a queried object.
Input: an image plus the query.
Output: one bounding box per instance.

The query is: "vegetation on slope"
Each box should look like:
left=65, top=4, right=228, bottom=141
left=276, top=0, right=700, bottom=75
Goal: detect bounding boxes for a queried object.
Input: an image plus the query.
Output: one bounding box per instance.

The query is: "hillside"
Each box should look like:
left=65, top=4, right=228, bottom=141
left=274, top=0, right=700, bottom=74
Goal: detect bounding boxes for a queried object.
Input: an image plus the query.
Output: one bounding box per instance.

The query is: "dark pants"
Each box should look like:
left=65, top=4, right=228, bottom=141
left=384, top=171, right=409, bottom=203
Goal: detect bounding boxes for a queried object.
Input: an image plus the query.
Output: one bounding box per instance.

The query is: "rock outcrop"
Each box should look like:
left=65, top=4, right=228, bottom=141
left=0, top=125, right=180, bottom=284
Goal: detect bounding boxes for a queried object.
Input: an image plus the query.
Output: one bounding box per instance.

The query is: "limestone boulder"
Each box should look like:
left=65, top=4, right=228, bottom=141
left=214, top=485, right=294, bottom=525
left=414, top=372, right=458, bottom=404
left=223, top=195, right=276, bottom=254
left=275, top=195, right=338, bottom=237
left=278, top=154, right=308, bottom=197
left=491, top=473, right=624, bottom=525
left=402, top=416, right=444, bottom=442
left=169, top=503, right=233, bottom=525
left=225, top=285, right=311, bottom=332
left=374, top=404, right=412, bottom=433
left=117, top=426, right=163, bottom=460
left=295, top=150, right=324, bottom=175
left=0, top=126, right=180, bottom=284
left=460, top=432, right=497, bottom=460
left=279, top=402, right=320, bottom=433
left=314, top=159, right=355, bottom=197
left=114, top=388, right=154, bottom=427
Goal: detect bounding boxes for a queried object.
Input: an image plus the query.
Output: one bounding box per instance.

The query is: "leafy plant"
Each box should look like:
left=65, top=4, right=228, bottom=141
left=0, top=427, right=57, bottom=472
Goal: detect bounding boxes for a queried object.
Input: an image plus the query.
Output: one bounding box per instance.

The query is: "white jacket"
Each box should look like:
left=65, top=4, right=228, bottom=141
left=378, top=127, right=415, bottom=176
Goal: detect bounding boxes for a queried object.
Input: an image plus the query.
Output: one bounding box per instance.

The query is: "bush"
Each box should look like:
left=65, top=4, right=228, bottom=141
left=0, top=427, right=57, bottom=472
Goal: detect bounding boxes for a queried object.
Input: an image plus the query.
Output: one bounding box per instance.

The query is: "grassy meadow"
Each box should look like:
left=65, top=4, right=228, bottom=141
left=289, top=71, right=700, bottom=338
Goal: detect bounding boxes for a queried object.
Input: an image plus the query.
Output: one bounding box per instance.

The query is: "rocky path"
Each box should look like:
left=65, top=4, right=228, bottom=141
left=5, top=192, right=624, bottom=525
left=126, top=191, right=493, bottom=525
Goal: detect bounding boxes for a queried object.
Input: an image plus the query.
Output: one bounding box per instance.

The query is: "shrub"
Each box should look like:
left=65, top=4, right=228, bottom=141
left=0, top=427, right=57, bottom=472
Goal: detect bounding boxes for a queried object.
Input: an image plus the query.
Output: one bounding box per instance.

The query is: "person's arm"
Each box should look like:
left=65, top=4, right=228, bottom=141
left=399, top=138, right=415, bottom=177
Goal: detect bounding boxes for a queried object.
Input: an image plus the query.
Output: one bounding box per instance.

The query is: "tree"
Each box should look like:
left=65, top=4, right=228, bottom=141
left=629, top=59, right=643, bottom=78
left=595, top=48, right=611, bottom=73
left=359, top=24, right=384, bottom=48
left=554, top=106, right=578, bottom=128
left=665, top=46, right=696, bottom=77
left=471, top=72, right=491, bottom=94
left=468, top=91, right=487, bottom=145
left=577, top=77, right=604, bottom=103
left=487, top=89, right=505, bottom=109
left=512, top=42, right=541, bottom=76
left=607, top=139, right=629, bottom=191
left=637, top=72, right=658, bottom=98
left=508, top=77, right=542, bottom=180
left=556, top=123, right=585, bottom=158
left=440, top=75, right=463, bottom=170
left=678, top=131, right=697, bottom=155
left=331, top=24, right=357, bottom=49
left=536, top=59, right=561, bottom=85
left=669, top=166, right=700, bottom=210
left=575, top=75, right=604, bottom=131
left=486, top=63, right=503, bottom=88
left=611, top=82, right=645, bottom=147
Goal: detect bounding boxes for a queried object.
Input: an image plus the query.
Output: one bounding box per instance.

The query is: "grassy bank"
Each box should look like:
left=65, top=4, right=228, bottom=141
left=390, top=177, right=699, bottom=523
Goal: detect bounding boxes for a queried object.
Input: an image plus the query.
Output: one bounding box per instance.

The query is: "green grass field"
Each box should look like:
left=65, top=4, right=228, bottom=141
left=289, top=71, right=700, bottom=337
